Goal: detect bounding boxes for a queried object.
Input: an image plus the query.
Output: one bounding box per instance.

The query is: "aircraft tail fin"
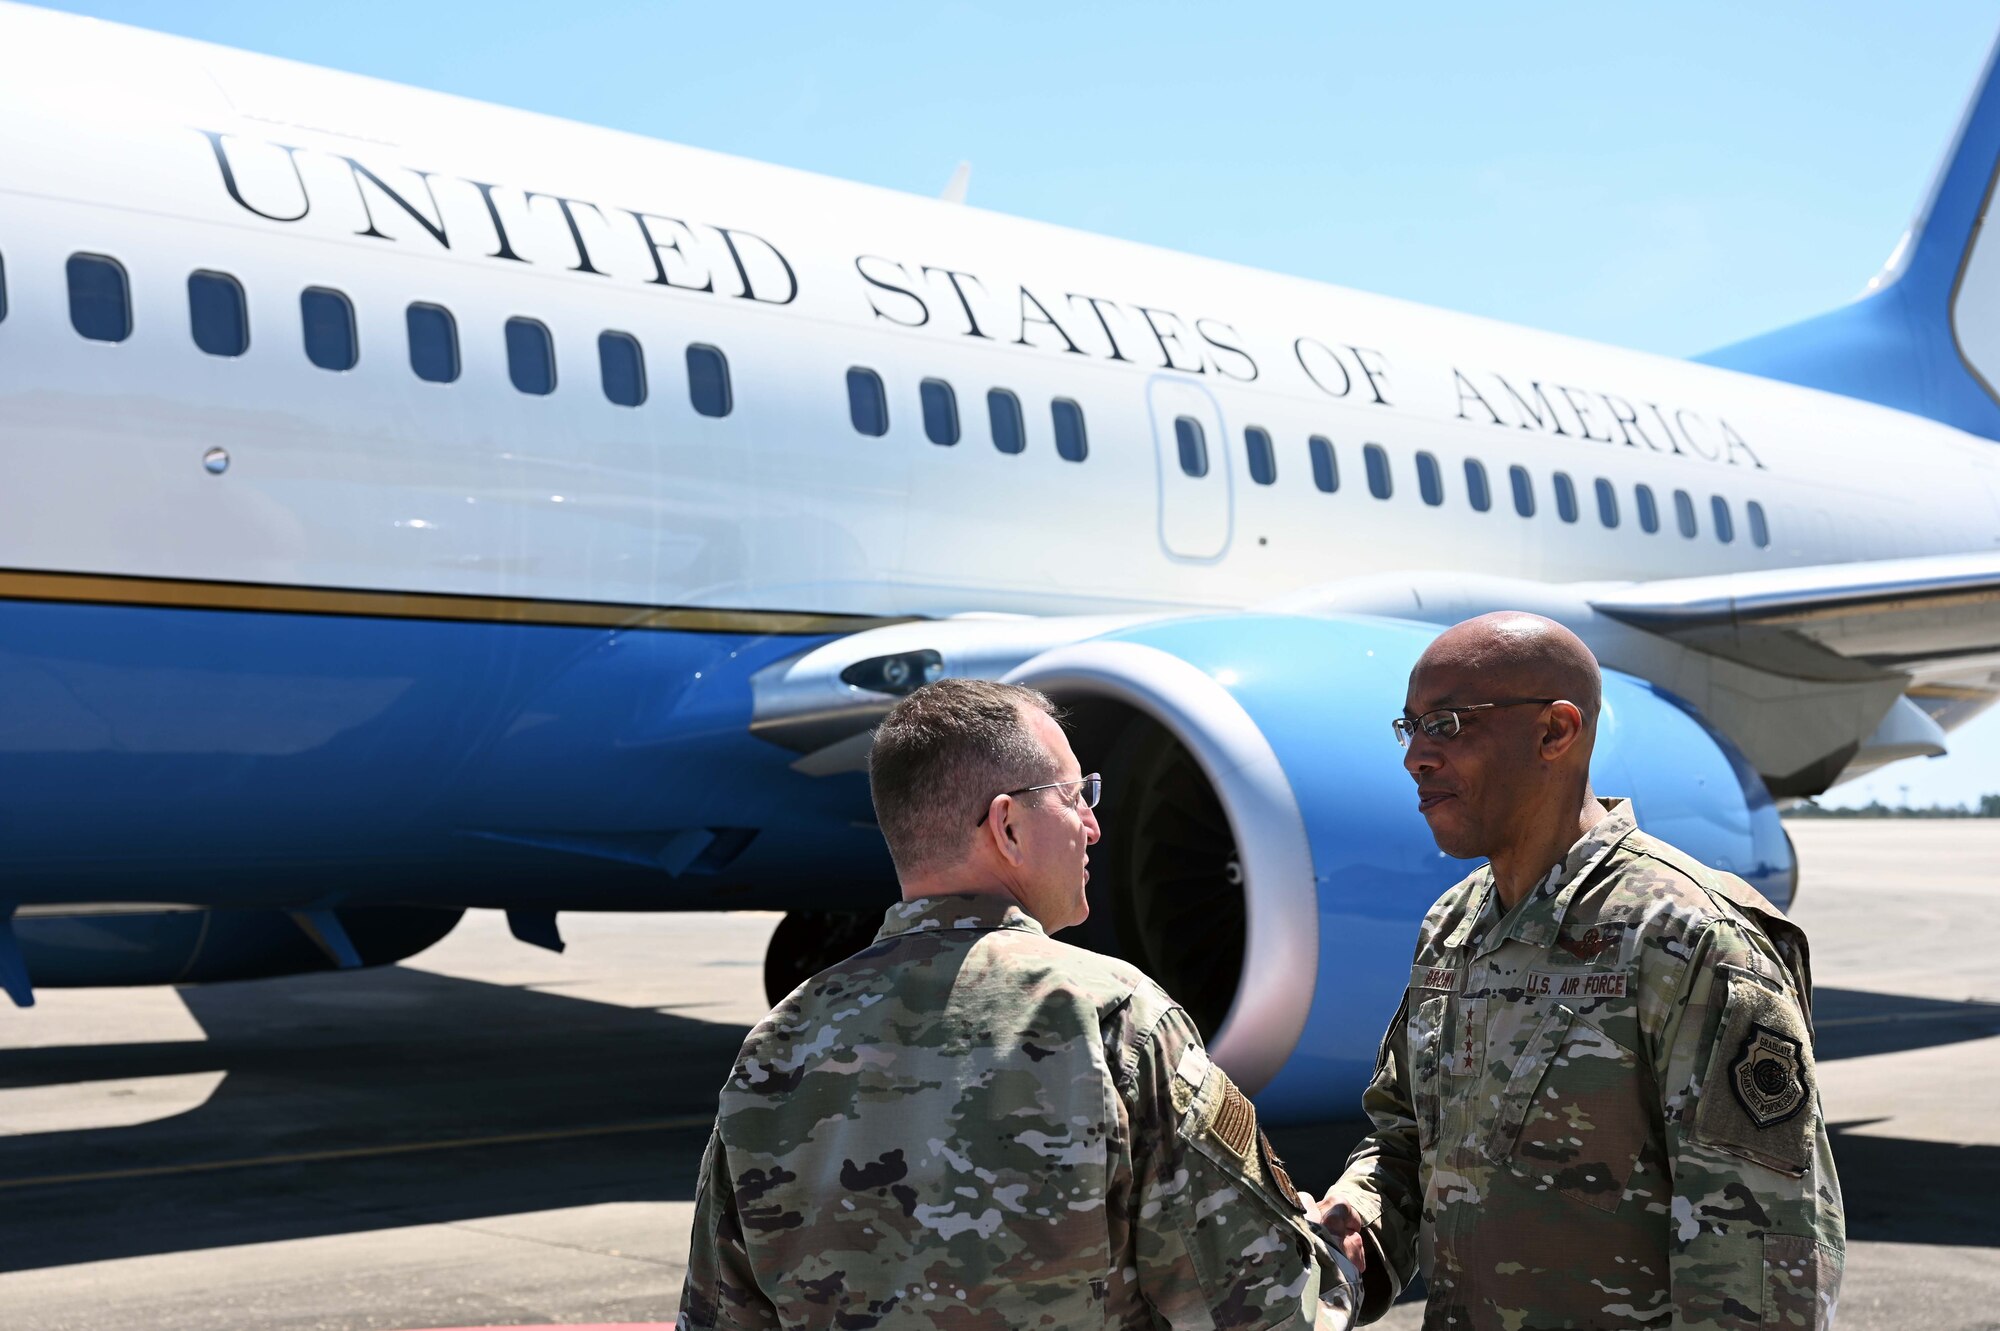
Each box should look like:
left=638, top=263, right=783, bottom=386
left=1698, top=33, right=2000, bottom=440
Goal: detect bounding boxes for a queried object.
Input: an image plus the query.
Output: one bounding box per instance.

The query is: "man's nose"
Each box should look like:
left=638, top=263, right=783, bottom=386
left=1404, top=735, right=1440, bottom=778
left=1081, top=801, right=1102, bottom=845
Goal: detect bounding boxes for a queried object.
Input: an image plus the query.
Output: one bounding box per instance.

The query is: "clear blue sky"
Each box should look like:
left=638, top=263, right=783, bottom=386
left=33, top=1, right=2000, bottom=806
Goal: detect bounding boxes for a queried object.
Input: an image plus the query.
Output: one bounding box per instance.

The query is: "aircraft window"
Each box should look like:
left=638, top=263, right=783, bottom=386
left=991, top=389, right=1027, bottom=454
left=847, top=367, right=889, bottom=436
left=1309, top=435, right=1338, bottom=492
left=506, top=317, right=556, bottom=395
left=1552, top=471, right=1578, bottom=523
left=67, top=253, right=131, bottom=343
left=1173, top=415, right=1207, bottom=475
left=1748, top=499, right=1770, bottom=548
left=300, top=286, right=358, bottom=371
left=0, top=249, right=7, bottom=322
left=598, top=331, right=646, bottom=407
left=687, top=344, right=732, bottom=417
left=406, top=302, right=459, bottom=383
left=921, top=378, right=959, bottom=445
left=188, top=270, right=248, bottom=357
left=1509, top=465, right=1535, bottom=517
left=1053, top=398, right=1088, bottom=462
left=1245, top=426, right=1275, bottom=484
left=1711, top=495, right=1735, bottom=543
left=1674, top=488, right=1698, bottom=538
left=1464, top=458, right=1491, bottom=511
left=1416, top=451, right=1444, bottom=505
left=1364, top=443, right=1391, bottom=498
left=1595, top=478, right=1619, bottom=527
left=1634, top=483, right=1659, bottom=533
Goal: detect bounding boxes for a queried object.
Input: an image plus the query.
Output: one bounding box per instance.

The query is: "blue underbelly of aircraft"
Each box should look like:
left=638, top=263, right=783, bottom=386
left=0, top=597, right=897, bottom=910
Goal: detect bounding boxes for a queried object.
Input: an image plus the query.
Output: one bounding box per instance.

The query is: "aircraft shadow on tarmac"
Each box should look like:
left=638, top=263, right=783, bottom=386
left=0, top=972, right=1995, bottom=1273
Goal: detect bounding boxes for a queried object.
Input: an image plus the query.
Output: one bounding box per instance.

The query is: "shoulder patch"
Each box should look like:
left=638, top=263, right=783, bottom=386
left=1694, top=966, right=1816, bottom=1174
left=1731, top=1023, right=1808, bottom=1128
left=1212, top=1077, right=1256, bottom=1160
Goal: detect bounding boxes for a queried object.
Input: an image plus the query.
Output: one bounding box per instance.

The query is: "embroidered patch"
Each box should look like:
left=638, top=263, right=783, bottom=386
left=1411, top=963, right=1461, bottom=992
left=1556, top=924, right=1623, bottom=962
left=1525, top=969, right=1629, bottom=1000
left=1731, top=1022, right=1808, bottom=1128
left=1694, top=970, right=1815, bottom=1173
left=1211, top=1076, right=1257, bottom=1159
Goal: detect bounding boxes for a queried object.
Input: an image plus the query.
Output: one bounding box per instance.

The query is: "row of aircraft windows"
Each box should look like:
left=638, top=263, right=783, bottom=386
left=37, top=251, right=737, bottom=416
left=8, top=252, right=1768, bottom=547
left=1171, top=418, right=1772, bottom=547
left=843, top=366, right=1090, bottom=461
left=830, top=378, right=1770, bottom=550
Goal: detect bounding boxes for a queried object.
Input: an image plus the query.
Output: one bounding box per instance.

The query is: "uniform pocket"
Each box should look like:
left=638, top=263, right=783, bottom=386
left=1490, top=1003, right=1646, bottom=1212
left=1763, top=1233, right=1841, bottom=1328
left=1407, top=993, right=1449, bottom=1152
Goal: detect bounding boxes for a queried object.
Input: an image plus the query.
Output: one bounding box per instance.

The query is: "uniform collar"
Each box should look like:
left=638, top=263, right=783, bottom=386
left=1444, top=798, right=1638, bottom=956
left=873, top=892, right=1047, bottom=945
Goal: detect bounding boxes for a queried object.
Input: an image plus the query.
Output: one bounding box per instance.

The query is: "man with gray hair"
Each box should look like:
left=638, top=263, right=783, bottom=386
left=679, top=677, right=1360, bottom=1330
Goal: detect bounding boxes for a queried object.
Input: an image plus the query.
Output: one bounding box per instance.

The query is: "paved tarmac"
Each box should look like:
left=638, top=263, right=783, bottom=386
left=0, top=820, right=1994, bottom=1330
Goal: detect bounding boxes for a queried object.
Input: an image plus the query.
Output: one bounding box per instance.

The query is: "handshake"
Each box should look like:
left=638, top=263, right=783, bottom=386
left=1304, top=1189, right=1370, bottom=1274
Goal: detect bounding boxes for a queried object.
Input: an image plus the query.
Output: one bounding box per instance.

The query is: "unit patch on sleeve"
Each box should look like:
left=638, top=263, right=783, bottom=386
left=1695, top=967, right=1817, bottom=1174
left=1730, top=1022, right=1807, bottom=1128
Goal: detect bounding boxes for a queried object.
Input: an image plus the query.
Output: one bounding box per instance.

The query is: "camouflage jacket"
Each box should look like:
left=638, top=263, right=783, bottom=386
left=679, top=893, right=1358, bottom=1330
left=1335, top=800, right=1844, bottom=1330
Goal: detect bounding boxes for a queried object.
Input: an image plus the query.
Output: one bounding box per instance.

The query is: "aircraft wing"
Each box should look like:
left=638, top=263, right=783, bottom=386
left=1587, top=551, right=2000, bottom=679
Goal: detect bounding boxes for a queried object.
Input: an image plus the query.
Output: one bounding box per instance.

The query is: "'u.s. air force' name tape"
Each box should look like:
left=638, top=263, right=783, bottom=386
left=1411, top=965, right=1629, bottom=1000
left=1525, top=969, right=1629, bottom=999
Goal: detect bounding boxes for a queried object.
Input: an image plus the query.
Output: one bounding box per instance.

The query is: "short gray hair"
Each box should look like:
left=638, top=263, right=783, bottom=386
left=868, top=679, right=1061, bottom=878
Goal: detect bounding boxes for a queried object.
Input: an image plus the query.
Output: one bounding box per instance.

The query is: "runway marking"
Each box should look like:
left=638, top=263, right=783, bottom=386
left=0, top=1113, right=714, bottom=1191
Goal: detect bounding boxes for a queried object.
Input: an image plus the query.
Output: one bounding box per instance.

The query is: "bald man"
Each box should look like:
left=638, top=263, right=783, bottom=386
left=1319, top=613, right=1843, bottom=1330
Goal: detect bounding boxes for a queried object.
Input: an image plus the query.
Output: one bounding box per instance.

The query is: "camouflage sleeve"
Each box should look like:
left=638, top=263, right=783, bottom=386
left=676, top=1124, right=779, bottom=1331
left=1329, top=990, right=1421, bottom=1322
left=1656, top=918, right=1845, bottom=1331
left=1123, top=1001, right=1360, bottom=1331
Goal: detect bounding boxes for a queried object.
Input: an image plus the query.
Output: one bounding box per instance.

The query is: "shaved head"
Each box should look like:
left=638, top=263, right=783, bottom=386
left=1415, top=613, right=1602, bottom=728
left=1402, top=613, right=1604, bottom=869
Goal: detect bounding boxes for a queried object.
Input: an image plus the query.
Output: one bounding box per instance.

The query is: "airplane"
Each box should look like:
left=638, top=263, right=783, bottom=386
left=1, top=2, right=1996, bottom=1121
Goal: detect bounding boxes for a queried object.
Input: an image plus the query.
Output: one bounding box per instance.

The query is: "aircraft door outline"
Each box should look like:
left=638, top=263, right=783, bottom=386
left=1144, top=375, right=1233, bottom=562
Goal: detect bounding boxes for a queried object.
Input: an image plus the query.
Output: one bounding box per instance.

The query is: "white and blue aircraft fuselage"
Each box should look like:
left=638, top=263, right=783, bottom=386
left=3, top=4, right=1998, bottom=1117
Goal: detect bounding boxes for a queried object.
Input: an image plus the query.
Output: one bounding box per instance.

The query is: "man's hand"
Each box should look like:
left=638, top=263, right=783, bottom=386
left=1306, top=1188, right=1368, bottom=1273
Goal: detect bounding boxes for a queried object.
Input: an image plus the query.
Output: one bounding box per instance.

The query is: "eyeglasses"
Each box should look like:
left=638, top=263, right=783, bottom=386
left=975, top=773, right=1102, bottom=826
left=1392, top=699, right=1562, bottom=747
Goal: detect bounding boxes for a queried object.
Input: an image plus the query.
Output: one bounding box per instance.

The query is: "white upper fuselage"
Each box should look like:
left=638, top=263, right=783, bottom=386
left=2, top=3, right=1998, bottom=625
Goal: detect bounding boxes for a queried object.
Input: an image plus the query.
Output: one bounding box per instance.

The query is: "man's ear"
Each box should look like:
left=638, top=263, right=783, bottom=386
left=986, top=795, right=1028, bottom=866
left=1541, top=701, right=1586, bottom=760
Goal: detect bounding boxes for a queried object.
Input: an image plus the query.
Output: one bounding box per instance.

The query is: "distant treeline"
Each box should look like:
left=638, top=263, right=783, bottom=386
left=1785, top=794, right=2000, bottom=819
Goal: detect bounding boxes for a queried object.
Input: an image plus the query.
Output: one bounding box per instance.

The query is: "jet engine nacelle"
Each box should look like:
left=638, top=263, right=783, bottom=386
left=1005, top=612, right=1793, bottom=1123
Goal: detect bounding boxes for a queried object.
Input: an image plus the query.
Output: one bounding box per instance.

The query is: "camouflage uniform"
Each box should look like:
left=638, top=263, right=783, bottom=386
left=1335, top=799, right=1843, bottom=1329
left=679, top=893, right=1359, bottom=1330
